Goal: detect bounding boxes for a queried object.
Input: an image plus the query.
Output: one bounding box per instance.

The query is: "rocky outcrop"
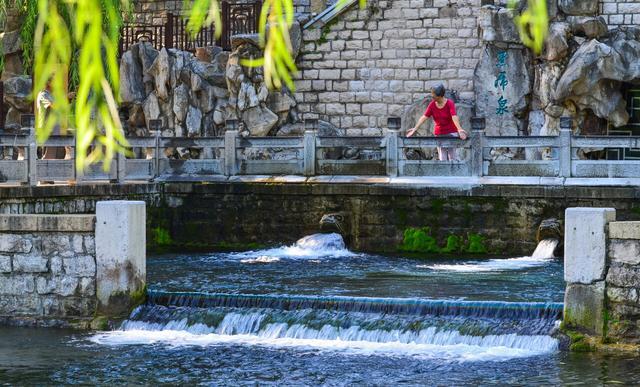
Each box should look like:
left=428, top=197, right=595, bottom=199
left=567, top=16, right=608, bottom=39
left=114, top=36, right=301, bottom=157
left=558, top=0, right=598, bottom=16
left=478, top=6, right=521, bottom=44
left=544, top=22, right=570, bottom=61
left=555, top=28, right=640, bottom=128
left=474, top=46, right=532, bottom=137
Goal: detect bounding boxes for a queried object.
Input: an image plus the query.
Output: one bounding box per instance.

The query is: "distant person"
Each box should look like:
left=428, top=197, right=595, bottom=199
left=36, top=84, right=74, bottom=160
left=406, top=84, right=467, bottom=161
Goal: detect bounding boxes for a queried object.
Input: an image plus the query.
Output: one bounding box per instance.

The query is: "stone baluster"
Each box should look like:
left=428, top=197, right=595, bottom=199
left=559, top=117, right=572, bottom=178
left=470, top=117, right=485, bottom=178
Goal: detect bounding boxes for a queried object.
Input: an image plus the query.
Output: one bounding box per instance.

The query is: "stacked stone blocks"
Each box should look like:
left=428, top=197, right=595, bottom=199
left=0, top=215, right=97, bottom=327
left=296, top=0, right=482, bottom=135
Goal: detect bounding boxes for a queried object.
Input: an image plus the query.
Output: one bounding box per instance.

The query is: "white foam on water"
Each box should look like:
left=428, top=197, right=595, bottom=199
left=229, top=233, right=357, bottom=261
left=89, top=327, right=556, bottom=362
left=90, top=311, right=558, bottom=362
left=421, top=239, right=559, bottom=272
left=240, top=256, right=281, bottom=264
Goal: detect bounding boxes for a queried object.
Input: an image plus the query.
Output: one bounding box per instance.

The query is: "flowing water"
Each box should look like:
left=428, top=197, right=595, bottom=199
left=1, top=234, right=639, bottom=385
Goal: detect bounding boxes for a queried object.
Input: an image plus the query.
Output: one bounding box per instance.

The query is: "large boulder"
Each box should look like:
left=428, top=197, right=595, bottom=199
left=0, top=30, right=22, bottom=56
left=474, top=46, right=532, bottom=136
left=119, top=50, right=145, bottom=105
left=533, top=61, right=564, bottom=110
left=544, top=22, right=570, bottom=61
left=554, top=30, right=640, bottom=128
left=558, top=0, right=598, bottom=16
left=478, top=6, right=521, bottom=44
left=137, top=42, right=159, bottom=86
left=3, top=76, right=32, bottom=111
left=172, top=83, right=190, bottom=122
left=185, top=105, right=202, bottom=137
left=568, top=16, right=608, bottom=39
left=148, top=48, right=171, bottom=101
left=241, top=106, right=278, bottom=136
left=237, top=81, right=259, bottom=111
left=142, top=92, right=161, bottom=125
left=268, top=90, right=296, bottom=113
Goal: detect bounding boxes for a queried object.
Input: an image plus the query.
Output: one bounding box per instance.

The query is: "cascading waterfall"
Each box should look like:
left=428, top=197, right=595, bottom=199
left=231, top=233, right=356, bottom=263
left=424, top=238, right=559, bottom=272
left=91, top=292, right=562, bottom=361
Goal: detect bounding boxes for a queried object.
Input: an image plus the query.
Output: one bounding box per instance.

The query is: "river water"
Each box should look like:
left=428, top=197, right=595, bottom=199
left=1, top=235, right=639, bottom=385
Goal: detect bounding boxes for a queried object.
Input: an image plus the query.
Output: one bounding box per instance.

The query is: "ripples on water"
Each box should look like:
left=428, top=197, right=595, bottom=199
left=1, top=236, right=639, bottom=384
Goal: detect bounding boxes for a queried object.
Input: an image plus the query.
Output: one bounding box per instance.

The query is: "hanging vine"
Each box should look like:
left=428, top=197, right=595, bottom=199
left=13, top=0, right=126, bottom=90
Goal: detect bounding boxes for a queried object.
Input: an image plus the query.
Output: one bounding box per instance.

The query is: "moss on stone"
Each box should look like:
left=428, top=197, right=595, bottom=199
left=400, top=227, right=440, bottom=253
left=441, top=234, right=463, bottom=253
left=152, top=227, right=173, bottom=246
left=464, top=233, right=488, bottom=254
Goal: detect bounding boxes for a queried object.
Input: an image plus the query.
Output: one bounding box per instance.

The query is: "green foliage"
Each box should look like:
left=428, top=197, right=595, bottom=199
left=508, top=0, right=548, bottom=54
left=33, top=0, right=129, bottom=173
left=400, top=227, right=440, bottom=253
left=152, top=226, right=173, bottom=246
left=441, top=234, right=463, bottom=253
left=400, top=227, right=489, bottom=255
left=465, top=233, right=488, bottom=254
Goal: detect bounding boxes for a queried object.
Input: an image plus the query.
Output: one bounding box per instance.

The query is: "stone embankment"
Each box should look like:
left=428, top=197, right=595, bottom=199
left=0, top=201, right=146, bottom=329
left=564, top=208, right=640, bottom=351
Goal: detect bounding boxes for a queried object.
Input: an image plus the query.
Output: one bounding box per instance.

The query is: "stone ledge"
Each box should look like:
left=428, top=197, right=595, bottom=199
left=0, top=214, right=95, bottom=232
left=609, top=221, right=640, bottom=240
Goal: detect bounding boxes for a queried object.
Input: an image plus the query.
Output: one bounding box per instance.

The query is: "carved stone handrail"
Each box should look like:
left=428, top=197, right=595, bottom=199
left=1, top=128, right=640, bottom=185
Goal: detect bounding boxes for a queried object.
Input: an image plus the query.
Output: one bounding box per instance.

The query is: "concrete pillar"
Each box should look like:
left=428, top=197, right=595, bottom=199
left=95, top=201, right=146, bottom=318
left=303, top=130, right=316, bottom=176
left=563, top=207, right=616, bottom=336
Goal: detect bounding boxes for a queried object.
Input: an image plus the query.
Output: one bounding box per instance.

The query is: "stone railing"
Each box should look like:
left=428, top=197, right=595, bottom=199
left=0, top=201, right=146, bottom=328
left=564, top=208, right=640, bottom=345
left=1, top=120, right=640, bottom=185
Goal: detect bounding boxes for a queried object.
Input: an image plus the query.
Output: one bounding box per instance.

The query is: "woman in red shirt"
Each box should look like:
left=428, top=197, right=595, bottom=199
left=406, top=84, right=467, bottom=161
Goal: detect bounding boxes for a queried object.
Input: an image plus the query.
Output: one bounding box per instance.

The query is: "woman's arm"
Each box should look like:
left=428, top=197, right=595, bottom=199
left=452, top=115, right=468, bottom=140
left=407, top=116, right=429, bottom=137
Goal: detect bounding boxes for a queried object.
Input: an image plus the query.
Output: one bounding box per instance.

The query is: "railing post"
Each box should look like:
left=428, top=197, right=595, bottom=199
left=165, top=13, right=174, bottom=49
left=559, top=117, right=572, bottom=178
left=27, top=128, right=37, bottom=186
left=74, top=137, right=84, bottom=185
left=303, top=130, right=316, bottom=176
left=385, top=129, right=399, bottom=177
left=470, top=117, right=485, bottom=178
left=117, top=151, right=126, bottom=183
left=224, top=129, right=238, bottom=176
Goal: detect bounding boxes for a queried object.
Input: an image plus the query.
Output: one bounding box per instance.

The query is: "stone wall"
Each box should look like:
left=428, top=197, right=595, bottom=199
left=564, top=208, right=640, bottom=345
left=130, top=0, right=182, bottom=24
left=0, top=202, right=147, bottom=329
left=295, top=0, right=482, bottom=136
left=0, top=214, right=97, bottom=328
left=1, top=183, right=640, bottom=256
left=605, top=221, right=640, bottom=343
left=599, top=0, right=640, bottom=29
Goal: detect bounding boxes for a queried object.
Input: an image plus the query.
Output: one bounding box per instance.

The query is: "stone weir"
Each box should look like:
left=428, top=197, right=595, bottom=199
left=0, top=182, right=639, bottom=256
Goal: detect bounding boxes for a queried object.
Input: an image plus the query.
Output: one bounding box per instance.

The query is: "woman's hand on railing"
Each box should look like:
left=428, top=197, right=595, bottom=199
left=458, top=129, right=468, bottom=140
left=406, top=127, right=418, bottom=137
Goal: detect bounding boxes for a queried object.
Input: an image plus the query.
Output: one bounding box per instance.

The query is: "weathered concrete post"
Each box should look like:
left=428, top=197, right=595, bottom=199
left=117, top=152, right=126, bottom=184
left=303, top=130, right=316, bottom=176
left=564, top=207, right=616, bottom=335
left=559, top=117, right=572, bottom=178
left=385, top=130, right=399, bottom=177
left=28, top=129, right=37, bottom=186
left=224, top=130, right=238, bottom=176
left=95, top=201, right=146, bottom=318
left=470, top=117, right=485, bottom=178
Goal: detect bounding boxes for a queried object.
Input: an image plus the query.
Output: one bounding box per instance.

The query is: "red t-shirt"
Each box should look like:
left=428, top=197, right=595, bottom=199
left=424, top=99, right=458, bottom=135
